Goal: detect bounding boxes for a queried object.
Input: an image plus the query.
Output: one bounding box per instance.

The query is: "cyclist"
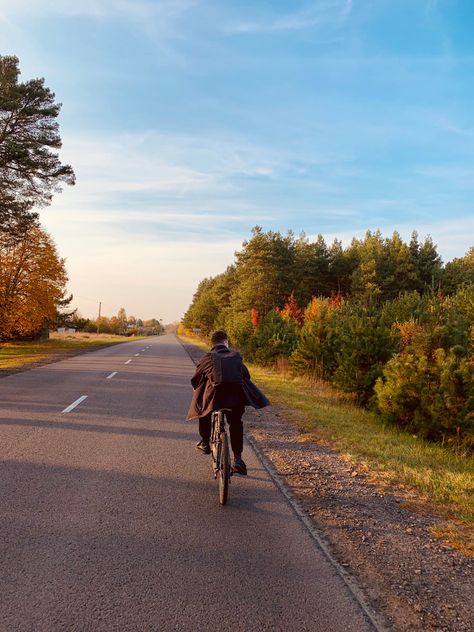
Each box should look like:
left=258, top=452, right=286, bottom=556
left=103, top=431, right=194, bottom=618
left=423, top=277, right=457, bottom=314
left=186, top=330, right=269, bottom=475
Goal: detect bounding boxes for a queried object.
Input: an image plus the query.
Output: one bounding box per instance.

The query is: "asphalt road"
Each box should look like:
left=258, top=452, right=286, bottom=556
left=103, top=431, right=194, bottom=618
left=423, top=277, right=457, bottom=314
left=0, top=334, right=376, bottom=632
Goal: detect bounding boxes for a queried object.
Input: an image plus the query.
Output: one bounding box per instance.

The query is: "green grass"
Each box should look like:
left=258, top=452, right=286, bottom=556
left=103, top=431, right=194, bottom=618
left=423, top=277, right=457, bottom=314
left=249, top=365, right=474, bottom=538
left=179, top=334, right=209, bottom=352
left=179, top=335, right=474, bottom=551
left=0, top=334, right=134, bottom=370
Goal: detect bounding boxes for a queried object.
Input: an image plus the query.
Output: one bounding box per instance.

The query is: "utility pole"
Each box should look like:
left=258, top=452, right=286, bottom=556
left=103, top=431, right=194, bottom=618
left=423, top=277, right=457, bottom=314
left=97, top=301, right=101, bottom=334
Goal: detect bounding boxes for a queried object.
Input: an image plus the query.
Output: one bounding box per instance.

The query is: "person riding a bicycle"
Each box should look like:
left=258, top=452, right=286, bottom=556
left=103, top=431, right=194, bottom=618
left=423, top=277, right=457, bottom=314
left=186, top=330, right=269, bottom=475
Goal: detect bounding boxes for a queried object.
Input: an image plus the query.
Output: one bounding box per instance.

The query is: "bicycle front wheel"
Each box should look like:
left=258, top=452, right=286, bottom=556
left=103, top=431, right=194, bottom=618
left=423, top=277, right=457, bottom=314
left=218, top=431, right=230, bottom=505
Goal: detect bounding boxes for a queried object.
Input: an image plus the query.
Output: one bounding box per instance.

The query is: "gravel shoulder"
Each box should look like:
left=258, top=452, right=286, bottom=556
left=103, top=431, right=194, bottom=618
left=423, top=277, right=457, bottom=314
left=182, top=341, right=474, bottom=632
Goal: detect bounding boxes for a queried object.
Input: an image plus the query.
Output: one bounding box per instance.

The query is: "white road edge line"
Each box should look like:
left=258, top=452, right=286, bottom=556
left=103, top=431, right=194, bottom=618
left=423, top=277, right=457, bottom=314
left=125, top=359, right=132, bottom=364
left=106, top=372, right=118, bottom=379
left=62, top=395, right=88, bottom=413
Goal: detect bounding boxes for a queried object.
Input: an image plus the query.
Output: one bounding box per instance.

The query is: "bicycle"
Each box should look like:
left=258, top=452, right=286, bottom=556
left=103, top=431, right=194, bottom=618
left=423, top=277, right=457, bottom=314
left=210, top=409, right=232, bottom=505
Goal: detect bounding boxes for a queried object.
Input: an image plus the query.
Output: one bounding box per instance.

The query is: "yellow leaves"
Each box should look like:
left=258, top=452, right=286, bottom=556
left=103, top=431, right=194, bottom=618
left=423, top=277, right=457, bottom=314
left=0, top=225, right=67, bottom=339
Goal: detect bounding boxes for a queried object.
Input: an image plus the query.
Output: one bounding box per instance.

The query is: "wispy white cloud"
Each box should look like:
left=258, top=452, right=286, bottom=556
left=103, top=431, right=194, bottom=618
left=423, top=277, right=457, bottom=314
left=0, top=0, right=196, bottom=60
left=55, top=130, right=289, bottom=205
left=46, top=203, right=269, bottom=230
left=339, top=0, right=353, bottom=23
left=42, top=128, right=291, bottom=255
left=430, top=113, right=474, bottom=139
left=226, top=0, right=353, bottom=34
left=0, top=0, right=194, bottom=20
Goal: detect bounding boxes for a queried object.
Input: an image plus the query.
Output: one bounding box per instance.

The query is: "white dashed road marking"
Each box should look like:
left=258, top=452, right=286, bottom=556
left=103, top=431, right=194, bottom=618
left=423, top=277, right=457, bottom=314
left=106, top=372, right=118, bottom=379
left=134, top=353, right=140, bottom=356
left=125, top=360, right=132, bottom=364
left=62, top=395, right=88, bottom=413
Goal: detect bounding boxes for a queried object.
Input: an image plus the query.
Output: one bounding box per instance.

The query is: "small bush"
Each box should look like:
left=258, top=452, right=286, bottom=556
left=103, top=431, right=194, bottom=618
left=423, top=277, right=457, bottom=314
left=330, top=302, right=397, bottom=403
left=251, top=310, right=298, bottom=365
left=375, top=347, right=474, bottom=449
left=290, top=297, right=341, bottom=380
left=224, top=311, right=254, bottom=356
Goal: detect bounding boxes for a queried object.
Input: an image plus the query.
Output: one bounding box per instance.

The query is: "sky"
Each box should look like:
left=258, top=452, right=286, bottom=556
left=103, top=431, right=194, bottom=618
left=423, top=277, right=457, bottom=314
left=1, top=0, right=473, bottom=322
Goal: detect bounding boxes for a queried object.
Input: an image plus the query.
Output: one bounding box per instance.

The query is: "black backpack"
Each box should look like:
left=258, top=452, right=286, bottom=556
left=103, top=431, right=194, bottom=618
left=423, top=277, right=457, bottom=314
left=210, top=349, right=244, bottom=385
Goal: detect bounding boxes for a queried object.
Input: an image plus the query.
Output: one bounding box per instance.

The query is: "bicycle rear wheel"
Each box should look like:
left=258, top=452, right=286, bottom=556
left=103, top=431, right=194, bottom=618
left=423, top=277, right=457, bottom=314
left=218, top=430, right=230, bottom=505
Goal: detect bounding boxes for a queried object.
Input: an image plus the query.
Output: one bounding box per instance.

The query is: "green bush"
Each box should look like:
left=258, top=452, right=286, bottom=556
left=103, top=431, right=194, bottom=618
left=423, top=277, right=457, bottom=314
left=290, top=297, right=341, bottom=380
left=379, top=291, right=427, bottom=331
left=224, top=310, right=255, bottom=355
left=250, top=311, right=298, bottom=366
left=330, top=302, right=397, bottom=403
left=375, top=347, right=474, bottom=449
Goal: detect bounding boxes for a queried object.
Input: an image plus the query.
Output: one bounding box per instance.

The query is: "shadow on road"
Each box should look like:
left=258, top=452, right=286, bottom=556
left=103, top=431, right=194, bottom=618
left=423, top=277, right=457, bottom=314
left=0, top=416, right=198, bottom=441
left=0, top=455, right=361, bottom=632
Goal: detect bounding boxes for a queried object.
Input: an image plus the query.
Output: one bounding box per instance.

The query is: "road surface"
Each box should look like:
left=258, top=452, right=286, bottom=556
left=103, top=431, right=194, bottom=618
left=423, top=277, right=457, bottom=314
left=0, top=334, right=376, bottom=631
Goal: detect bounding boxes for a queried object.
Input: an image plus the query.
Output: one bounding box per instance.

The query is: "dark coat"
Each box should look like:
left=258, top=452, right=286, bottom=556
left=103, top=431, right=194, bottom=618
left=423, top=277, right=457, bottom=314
left=186, top=344, right=270, bottom=420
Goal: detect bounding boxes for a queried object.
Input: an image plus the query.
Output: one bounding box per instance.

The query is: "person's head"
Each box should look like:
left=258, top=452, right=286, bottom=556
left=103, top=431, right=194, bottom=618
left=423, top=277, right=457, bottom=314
left=211, top=330, right=229, bottom=347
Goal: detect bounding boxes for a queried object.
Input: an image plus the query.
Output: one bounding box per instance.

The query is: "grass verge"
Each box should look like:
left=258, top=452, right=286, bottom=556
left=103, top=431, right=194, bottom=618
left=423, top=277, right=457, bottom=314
left=0, top=333, right=138, bottom=370
left=249, top=364, right=474, bottom=555
left=179, top=335, right=474, bottom=554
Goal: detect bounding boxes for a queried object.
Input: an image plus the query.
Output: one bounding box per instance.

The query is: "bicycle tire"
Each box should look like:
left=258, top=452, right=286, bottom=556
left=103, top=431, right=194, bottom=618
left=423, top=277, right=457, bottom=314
left=218, top=430, right=230, bottom=505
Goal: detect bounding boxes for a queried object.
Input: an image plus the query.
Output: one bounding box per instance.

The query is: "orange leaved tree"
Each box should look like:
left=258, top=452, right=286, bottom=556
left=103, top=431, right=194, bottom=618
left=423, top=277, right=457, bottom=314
left=0, top=225, right=67, bottom=339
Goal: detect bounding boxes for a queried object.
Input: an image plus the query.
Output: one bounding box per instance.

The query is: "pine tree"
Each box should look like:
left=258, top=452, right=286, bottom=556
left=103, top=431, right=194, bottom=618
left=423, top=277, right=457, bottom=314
left=328, top=238, right=357, bottom=295
left=293, top=233, right=331, bottom=305
left=231, top=226, right=295, bottom=316
left=0, top=55, right=75, bottom=233
left=441, top=247, right=474, bottom=294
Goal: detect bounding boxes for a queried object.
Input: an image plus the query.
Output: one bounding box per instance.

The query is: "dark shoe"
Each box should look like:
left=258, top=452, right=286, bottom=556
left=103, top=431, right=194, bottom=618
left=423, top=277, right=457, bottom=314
left=232, top=457, right=247, bottom=476
left=196, top=440, right=210, bottom=454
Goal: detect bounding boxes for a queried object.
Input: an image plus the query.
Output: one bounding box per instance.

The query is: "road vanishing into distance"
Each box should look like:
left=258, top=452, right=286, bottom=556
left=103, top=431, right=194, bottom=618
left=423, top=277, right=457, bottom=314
left=0, top=334, right=376, bottom=632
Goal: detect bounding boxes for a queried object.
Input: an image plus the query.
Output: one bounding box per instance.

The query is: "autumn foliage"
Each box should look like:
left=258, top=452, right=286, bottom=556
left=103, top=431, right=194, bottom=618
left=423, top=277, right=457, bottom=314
left=250, top=307, right=260, bottom=329
left=279, top=291, right=303, bottom=325
left=0, top=226, right=67, bottom=339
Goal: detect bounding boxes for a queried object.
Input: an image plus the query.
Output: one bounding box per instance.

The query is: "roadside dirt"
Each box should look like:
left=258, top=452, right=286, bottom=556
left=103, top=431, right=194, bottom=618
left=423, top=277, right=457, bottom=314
left=182, top=341, right=474, bottom=632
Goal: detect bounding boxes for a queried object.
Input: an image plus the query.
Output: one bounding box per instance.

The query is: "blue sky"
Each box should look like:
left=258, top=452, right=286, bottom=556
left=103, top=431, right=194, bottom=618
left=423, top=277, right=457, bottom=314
left=1, top=0, right=473, bottom=321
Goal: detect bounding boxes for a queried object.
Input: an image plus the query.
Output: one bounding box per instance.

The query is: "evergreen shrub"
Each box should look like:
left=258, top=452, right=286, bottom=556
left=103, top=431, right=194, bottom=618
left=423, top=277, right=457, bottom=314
left=224, top=311, right=254, bottom=356
left=290, top=297, right=341, bottom=380
left=375, top=347, right=474, bottom=449
left=329, top=302, right=397, bottom=403
left=250, top=311, right=298, bottom=365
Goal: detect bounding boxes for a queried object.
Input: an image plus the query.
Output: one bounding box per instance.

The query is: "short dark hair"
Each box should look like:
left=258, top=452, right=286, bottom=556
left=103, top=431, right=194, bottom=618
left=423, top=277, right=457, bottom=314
left=211, top=330, right=228, bottom=345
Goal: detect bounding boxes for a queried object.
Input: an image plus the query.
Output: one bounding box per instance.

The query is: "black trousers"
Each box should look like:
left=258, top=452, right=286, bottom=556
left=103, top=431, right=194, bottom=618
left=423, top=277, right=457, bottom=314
left=199, top=406, right=245, bottom=457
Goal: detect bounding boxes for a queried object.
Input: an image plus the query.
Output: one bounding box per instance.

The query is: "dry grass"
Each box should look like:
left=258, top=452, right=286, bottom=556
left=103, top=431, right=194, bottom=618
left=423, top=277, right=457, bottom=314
left=179, top=334, right=209, bottom=352
left=0, top=332, right=135, bottom=370
left=50, top=331, right=127, bottom=341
